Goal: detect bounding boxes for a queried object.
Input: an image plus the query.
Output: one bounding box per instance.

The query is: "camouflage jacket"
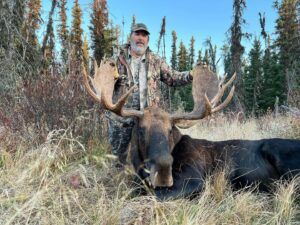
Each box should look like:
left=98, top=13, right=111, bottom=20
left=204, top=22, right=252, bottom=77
left=112, top=44, right=193, bottom=111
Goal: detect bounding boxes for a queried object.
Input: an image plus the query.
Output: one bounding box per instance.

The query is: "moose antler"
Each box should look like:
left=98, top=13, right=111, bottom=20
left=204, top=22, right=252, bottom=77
left=171, top=65, right=236, bottom=123
left=82, top=59, right=143, bottom=117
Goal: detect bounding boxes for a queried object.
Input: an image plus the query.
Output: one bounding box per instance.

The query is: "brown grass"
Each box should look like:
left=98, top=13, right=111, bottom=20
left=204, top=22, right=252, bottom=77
left=0, top=113, right=299, bottom=224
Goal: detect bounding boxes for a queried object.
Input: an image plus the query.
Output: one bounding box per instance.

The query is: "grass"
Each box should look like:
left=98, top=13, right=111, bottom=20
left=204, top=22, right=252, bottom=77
left=0, top=113, right=299, bottom=224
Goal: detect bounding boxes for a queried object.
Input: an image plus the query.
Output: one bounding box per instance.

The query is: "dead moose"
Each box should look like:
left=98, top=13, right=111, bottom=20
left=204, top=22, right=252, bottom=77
left=83, top=60, right=300, bottom=200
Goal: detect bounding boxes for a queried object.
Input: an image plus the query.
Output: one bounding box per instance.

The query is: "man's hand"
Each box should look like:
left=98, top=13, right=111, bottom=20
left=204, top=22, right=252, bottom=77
left=113, top=66, right=119, bottom=79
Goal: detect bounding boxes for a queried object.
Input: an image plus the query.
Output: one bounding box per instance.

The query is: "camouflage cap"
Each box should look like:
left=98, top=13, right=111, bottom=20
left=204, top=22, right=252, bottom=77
left=131, top=23, right=150, bottom=35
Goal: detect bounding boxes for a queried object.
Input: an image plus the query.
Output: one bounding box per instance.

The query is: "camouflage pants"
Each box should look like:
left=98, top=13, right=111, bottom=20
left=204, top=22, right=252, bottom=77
left=107, top=113, right=135, bottom=164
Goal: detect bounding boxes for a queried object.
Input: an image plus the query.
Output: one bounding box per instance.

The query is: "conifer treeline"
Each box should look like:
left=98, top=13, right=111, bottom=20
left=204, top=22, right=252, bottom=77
left=0, top=0, right=299, bottom=119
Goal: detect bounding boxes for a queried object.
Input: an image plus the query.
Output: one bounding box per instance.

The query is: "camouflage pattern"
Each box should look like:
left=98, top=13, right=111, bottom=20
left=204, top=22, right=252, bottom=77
left=107, top=44, right=193, bottom=162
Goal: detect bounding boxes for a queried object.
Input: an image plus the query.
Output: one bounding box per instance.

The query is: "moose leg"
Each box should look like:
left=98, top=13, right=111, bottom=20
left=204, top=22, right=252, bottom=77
left=154, top=165, right=204, bottom=200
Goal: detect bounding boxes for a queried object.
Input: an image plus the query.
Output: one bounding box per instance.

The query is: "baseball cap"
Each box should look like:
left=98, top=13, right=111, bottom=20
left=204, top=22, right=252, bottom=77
left=131, top=23, right=150, bottom=35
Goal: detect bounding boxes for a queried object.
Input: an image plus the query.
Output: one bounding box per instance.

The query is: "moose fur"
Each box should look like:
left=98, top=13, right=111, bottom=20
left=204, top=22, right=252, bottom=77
left=128, top=108, right=300, bottom=200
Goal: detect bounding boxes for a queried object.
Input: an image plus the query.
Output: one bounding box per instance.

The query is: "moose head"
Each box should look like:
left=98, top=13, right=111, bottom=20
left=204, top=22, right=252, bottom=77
left=82, top=60, right=235, bottom=188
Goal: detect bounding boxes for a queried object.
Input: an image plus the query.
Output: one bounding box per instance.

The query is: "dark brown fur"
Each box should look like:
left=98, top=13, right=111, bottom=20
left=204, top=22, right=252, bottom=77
left=128, top=107, right=300, bottom=200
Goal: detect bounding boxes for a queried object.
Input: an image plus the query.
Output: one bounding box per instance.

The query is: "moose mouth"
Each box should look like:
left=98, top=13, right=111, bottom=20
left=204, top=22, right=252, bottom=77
left=149, top=164, right=173, bottom=188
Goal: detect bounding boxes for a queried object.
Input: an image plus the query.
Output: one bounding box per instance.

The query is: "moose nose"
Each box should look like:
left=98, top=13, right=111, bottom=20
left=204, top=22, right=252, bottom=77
left=150, top=165, right=173, bottom=188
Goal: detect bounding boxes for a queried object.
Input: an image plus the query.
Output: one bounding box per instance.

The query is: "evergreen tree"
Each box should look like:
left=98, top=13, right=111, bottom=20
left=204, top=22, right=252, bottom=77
left=177, top=41, right=193, bottom=111
left=102, top=22, right=118, bottom=58
left=204, top=37, right=217, bottom=72
left=197, top=49, right=203, bottom=64
left=260, top=44, right=285, bottom=111
left=170, top=30, right=178, bottom=111
left=41, top=0, right=57, bottom=69
left=58, top=0, right=69, bottom=64
left=188, top=36, right=195, bottom=70
left=177, top=41, right=188, bottom=71
left=0, top=0, right=27, bottom=95
left=130, top=15, right=136, bottom=30
left=243, top=38, right=263, bottom=116
left=90, top=0, right=108, bottom=64
left=70, top=0, right=83, bottom=62
left=275, top=0, right=300, bottom=106
left=170, top=31, right=177, bottom=70
left=228, top=0, right=247, bottom=112
left=203, top=49, right=210, bottom=66
left=157, top=16, right=166, bottom=58
left=24, top=0, right=42, bottom=47
left=82, top=35, right=90, bottom=70
left=221, top=44, right=231, bottom=77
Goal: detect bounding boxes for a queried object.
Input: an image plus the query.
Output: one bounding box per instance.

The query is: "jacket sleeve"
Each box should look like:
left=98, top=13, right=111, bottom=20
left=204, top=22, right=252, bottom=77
left=159, top=59, right=193, bottom=87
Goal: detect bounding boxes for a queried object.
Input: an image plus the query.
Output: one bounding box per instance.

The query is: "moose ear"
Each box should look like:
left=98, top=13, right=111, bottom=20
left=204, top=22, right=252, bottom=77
left=172, top=126, right=182, bottom=146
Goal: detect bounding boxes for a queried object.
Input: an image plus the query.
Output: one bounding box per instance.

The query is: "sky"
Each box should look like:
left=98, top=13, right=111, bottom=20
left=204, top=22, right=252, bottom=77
left=40, top=0, right=278, bottom=73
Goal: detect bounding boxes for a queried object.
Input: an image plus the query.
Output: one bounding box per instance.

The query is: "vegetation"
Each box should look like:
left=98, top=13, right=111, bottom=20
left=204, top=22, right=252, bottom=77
left=0, top=114, right=299, bottom=224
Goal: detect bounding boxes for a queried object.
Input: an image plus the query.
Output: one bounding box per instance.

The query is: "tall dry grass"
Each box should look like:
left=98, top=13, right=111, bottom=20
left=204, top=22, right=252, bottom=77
left=0, top=113, right=299, bottom=225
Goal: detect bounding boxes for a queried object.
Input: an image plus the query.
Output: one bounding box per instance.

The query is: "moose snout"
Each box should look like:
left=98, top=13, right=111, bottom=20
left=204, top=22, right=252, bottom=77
left=150, top=166, right=173, bottom=188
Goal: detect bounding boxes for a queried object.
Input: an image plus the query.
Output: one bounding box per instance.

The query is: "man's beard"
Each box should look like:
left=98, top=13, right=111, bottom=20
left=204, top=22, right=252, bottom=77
left=130, top=40, right=148, bottom=56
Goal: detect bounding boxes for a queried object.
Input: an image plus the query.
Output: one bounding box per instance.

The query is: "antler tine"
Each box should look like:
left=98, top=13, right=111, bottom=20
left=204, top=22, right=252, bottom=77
left=210, top=72, right=236, bottom=107
left=101, top=85, right=143, bottom=117
left=83, top=60, right=143, bottom=118
left=172, top=65, right=236, bottom=127
left=211, top=85, right=235, bottom=113
left=82, top=64, right=101, bottom=103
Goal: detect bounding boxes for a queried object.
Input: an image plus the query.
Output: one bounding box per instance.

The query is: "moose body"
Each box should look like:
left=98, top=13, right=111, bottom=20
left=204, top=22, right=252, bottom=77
left=151, top=134, right=300, bottom=199
left=83, top=60, right=300, bottom=200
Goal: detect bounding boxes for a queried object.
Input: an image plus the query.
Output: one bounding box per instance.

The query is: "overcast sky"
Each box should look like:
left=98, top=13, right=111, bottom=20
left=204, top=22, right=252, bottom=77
left=41, top=0, right=278, bottom=73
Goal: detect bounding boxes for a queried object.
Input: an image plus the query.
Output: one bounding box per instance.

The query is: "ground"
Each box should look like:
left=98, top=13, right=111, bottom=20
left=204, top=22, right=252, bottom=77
left=0, top=113, right=299, bottom=224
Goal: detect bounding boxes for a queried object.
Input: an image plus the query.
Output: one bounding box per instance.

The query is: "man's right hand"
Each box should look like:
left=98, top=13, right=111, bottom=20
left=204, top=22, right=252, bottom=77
left=113, top=66, right=119, bottom=79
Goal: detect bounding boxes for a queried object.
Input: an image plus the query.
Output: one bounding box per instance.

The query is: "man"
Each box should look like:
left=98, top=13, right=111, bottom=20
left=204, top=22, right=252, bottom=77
left=107, top=23, right=193, bottom=163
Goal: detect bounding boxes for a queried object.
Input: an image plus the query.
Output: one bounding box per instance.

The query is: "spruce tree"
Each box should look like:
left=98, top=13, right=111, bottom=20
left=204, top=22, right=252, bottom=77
left=243, top=38, right=263, bottom=116
left=275, top=0, right=300, bottom=106
left=170, top=30, right=178, bottom=111
left=203, top=49, right=210, bottom=66
left=24, top=0, right=42, bottom=47
left=221, top=44, right=231, bottom=77
left=170, top=31, right=177, bottom=70
left=204, top=37, right=217, bottom=72
left=130, top=15, right=136, bottom=30
left=58, top=0, right=69, bottom=64
left=188, top=36, right=195, bottom=70
left=41, top=0, right=57, bottom=69
left=228, top=0, right=247, bottom=112
left=157, top=16, right=166, bottom=57
left=0, top=0, right=26, bottom=96
left=177, top=41, right=193, bottom=111
left=260, top=45, right=285, bottom=111
left=90, top=0, right=108, bottom=64
left=197, top=49, right=203, bottom=65
left=70, top=0, right=83, bottom=62
left=177, top=41, right=188, bottom=71
left=82, top=35, right=90, bottom=70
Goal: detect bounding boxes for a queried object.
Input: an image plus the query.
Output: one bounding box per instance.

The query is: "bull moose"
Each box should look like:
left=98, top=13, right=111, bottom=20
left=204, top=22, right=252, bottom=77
left=83, top=60, right=300, bottom=200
